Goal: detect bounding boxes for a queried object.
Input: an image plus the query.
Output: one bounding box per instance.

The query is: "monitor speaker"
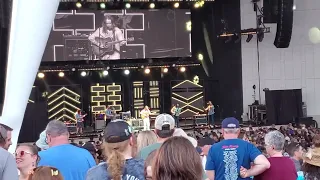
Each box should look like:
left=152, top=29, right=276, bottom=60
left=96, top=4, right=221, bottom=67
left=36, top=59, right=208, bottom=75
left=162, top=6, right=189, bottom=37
left=274, top=0, right=294, bottom=48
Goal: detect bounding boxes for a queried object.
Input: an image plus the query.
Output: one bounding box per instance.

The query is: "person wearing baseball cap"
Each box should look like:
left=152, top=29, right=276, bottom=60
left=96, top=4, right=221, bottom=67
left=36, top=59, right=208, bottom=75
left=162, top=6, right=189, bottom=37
left=137, top=113, right=175, bottom=160
left=86, top=119, right=145, bottom=180
left=205, top=117, right=270, bottom=180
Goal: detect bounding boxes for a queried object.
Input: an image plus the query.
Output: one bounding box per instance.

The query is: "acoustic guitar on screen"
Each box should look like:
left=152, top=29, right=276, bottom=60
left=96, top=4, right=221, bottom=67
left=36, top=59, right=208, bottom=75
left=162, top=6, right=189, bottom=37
left=92, top=37, right=134, bottom=57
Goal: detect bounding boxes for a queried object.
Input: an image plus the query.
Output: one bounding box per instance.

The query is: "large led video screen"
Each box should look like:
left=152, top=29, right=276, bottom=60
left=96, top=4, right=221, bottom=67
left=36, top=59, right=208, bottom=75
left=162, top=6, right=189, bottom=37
left=41, top=9, right=191, bottom=61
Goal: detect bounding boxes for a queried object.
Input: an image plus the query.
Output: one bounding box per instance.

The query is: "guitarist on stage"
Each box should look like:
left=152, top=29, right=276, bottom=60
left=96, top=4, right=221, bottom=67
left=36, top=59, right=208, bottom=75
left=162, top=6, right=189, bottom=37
left=140, top=106, right=152, bottom=131
left=88, top=15, right=125, bottom=60
left=205, top=101, right=215, bottom=128
left=75, top=109, right=87, bottom=134
left=173, top=104, right=182, bottom=128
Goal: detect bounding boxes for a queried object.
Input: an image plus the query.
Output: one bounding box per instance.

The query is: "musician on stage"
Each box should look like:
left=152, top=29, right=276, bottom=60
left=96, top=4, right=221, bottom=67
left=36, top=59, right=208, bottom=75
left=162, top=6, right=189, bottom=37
left=140, top=106, right=151, bottom=131
left=75, top=109, right=86, bottom=134
left=171, top=104, right=176, bottom=115
left=105, top=105, right=114, bottom=126
left=173, top=104, right=182, bottom=128
left=205, top=101, right=215, bottom=128
left=88, top=15, right=125, bottom=60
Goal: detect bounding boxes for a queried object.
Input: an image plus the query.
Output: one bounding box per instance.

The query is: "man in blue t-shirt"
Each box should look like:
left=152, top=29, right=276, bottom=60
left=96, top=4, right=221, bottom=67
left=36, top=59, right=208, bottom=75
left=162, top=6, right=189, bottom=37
left=38, top=120, right=96, bottom=180
left=205, top=117, right=270, bottom=180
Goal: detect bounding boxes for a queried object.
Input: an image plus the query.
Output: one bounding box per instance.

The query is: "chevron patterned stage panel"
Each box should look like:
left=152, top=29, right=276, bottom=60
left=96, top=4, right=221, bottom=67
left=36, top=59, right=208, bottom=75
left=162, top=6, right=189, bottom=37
left=47, top=85, right=82, bottom=122
left=171, top=80, right=204, bottom=118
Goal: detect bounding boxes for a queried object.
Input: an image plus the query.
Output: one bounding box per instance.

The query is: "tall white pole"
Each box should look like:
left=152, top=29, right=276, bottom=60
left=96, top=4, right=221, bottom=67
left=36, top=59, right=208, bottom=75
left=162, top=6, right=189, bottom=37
left=0, top=0, right=60, bottom=153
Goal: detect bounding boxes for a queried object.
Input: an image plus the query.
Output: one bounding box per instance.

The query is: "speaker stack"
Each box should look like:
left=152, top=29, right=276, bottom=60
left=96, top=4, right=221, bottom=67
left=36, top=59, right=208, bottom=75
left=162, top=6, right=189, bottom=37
left=273, top=0, right=294, bottom=48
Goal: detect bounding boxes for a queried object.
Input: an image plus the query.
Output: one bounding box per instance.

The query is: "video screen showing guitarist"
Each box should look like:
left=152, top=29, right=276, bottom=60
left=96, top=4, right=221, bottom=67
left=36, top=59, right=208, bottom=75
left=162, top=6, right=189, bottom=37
left=88, top=15, right=126, bottom=60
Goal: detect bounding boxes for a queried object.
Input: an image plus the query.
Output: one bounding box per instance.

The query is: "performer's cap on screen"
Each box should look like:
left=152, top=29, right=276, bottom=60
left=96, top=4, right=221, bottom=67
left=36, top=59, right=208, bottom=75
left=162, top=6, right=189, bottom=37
left=104, top=119, right=132, bottom=143
left=154, top=114, right=175, bottom=131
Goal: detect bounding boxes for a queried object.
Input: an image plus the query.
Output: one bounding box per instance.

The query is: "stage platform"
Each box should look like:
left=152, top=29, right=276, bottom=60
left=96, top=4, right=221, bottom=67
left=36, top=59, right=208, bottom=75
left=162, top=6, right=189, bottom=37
left=69, top=120, right=251, bottom=139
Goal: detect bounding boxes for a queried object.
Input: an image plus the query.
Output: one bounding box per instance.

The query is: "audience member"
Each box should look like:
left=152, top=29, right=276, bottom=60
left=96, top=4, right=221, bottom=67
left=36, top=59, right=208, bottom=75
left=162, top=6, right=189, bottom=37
left=16, top=144, right=40, bottom=180
left=137, top=130, right=157, bottom=154
left=302, top=146, right=320, bottom=180
left=86, top=120, right=144, bottom=180
left=38, top=120, right=96, bottom=180
left=153, top=136, right=203, bottom=180
left=0, top=123, right=19, bottom=180
left=28, top=166, right=63, bottom=180
left=286, top=142, right=304, bottom=172
left=138, top=114, right=175, bottom=160
left=35, top=130, right=49, bottom=150
left=81, top=142, right=98, bottom=165
left=253, top=131, right=297, bottom=180
left=206, top=117, right=270, bottom=180
left=144, top=150, right=157, bottom=180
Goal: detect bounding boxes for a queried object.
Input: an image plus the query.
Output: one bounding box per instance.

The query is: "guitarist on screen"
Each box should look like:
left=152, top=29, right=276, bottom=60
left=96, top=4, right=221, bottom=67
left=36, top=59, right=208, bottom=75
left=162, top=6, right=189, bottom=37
left=88, top=15, right=125, bottom=60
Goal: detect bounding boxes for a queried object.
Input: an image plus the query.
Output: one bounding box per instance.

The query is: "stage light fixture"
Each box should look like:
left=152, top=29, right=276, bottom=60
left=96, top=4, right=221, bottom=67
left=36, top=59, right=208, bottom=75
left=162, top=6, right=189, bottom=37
left=163, top=68, right=169, bottom=73
left=149, top=3, right=155, bottom=9
left=246, top=34, right=253, bottom=43
left=124, top=69, right=130, bottom=75
left=81, top=71, right=87, bottom=77
left=194, top=2, right=200, bottom=8
left=103, top=70, right=109, bottom=76
left=125, top=3, right=131, bottom=9
left=186, top=21, right=191, bottom=32
left=100, top=3, right=106, bottom=9
left=197, top=53, right=203, bottom=61
left=38, top=72, right=45, bottom=79
left=75, top=2, right=82, bottom=8
left=174, top=2, right=179, bottom=8
left=180, top=67, right=186, bottom=72
left=58, top=72, right=65, bottom=77
left=144, top=68, right=151, bottom=74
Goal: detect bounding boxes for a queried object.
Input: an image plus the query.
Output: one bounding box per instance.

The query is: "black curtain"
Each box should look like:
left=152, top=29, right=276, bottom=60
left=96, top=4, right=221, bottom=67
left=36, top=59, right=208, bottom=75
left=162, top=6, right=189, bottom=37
left=18, top=103, right=49, bottom=143
left=265, top=89, right=302, bottom=125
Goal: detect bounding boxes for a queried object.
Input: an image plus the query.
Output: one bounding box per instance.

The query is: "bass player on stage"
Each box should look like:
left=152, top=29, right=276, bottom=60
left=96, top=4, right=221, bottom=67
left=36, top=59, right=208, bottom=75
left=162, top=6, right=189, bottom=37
left=75, top=109, right=87, bottom=134
left=105, top=105, right=114, bottom=126
left=205, top=101, right=215, bottom=128
left=140, top=106, right=152, bottom=131
left=172, top=104, right=182, bottom=128
left=88, top=15, right=126, bottom=60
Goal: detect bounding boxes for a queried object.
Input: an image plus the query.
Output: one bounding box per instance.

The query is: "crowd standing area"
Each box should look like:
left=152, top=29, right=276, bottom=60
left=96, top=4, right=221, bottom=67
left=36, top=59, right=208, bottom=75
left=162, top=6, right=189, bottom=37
left=0, top=114, right=319, bottom=180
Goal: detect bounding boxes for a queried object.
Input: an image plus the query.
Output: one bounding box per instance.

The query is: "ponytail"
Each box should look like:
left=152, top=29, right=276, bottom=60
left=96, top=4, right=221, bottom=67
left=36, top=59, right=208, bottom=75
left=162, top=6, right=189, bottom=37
left=107, top=148, right=125, bottom=180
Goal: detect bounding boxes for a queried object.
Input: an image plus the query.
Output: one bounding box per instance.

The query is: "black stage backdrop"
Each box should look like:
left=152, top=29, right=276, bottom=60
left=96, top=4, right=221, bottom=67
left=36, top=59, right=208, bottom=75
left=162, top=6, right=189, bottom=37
left=192, top=0, right=243, bottom=120
left=18, top=102, right=49, bottom=143
left=0, top=27, right=8, bottom=116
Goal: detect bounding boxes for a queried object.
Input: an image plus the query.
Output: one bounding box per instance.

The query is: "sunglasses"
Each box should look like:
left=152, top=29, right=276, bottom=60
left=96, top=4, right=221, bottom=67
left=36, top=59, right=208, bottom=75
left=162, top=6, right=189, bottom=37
left=15, top=151, right=33, bottom=157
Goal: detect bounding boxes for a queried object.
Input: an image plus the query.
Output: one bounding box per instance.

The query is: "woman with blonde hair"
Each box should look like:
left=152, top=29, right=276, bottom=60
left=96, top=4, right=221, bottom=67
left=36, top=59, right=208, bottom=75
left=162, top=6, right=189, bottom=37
left=15, top=144, right=40, bottom=180
left=137, top=130, right=157, bottom=154
left=86, top=120, right=145, bottom=180
left=27, top=166, right=63, bottom=180
left=152, top=136, right=203, bottom=180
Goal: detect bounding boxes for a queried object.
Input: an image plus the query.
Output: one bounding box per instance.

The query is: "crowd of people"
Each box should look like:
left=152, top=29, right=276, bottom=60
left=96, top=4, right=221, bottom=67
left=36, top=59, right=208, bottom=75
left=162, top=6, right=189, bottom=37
left=0, top=114, right=319, bottom=180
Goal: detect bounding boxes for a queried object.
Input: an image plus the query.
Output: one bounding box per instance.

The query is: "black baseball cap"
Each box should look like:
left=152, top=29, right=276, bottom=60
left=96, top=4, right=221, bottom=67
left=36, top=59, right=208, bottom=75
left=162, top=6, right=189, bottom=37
left=104, top=119, right=133, bottom=143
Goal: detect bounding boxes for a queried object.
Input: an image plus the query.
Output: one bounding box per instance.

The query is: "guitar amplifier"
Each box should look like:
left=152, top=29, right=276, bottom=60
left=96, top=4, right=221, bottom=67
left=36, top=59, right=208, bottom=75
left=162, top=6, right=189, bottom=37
left=63, top=35, right=92, bottom=61
left=65, top=123, right=77, bottom=133
left=194, top=114, right=207, bottom=125
left=95, top=119, right=106, bottom=131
